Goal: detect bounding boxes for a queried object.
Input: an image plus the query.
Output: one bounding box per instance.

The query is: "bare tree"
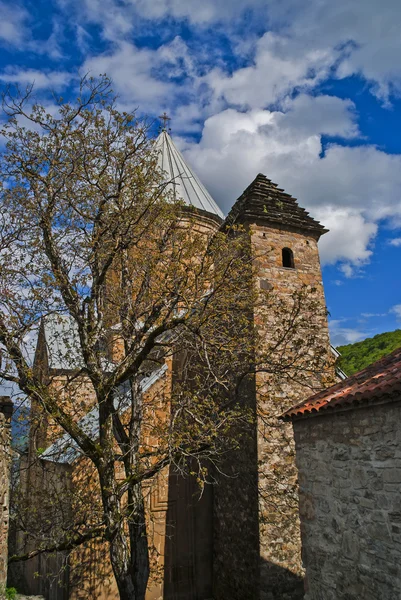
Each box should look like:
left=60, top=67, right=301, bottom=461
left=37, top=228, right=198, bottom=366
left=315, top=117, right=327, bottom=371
left=0, top=76, right=259, bottom=600
left=0, top=76, right=333, bottom=600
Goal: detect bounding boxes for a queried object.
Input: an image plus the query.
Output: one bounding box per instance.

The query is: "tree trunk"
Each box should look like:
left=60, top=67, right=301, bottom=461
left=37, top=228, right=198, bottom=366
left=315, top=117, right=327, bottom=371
left=108, top=504, right=149, bottom=600
left=101, top=469, right=149, bottom=600
left=128, top=483, right=150, bottom=599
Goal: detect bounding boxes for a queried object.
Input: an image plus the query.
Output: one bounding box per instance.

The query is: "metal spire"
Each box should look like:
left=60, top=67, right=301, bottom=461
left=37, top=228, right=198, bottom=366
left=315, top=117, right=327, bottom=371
left=154, top=129, right=224, bottom=219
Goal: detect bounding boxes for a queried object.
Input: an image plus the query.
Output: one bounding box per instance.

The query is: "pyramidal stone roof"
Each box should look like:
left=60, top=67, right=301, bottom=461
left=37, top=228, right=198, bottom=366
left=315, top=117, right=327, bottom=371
left=225, top=173, right=327, bottom=236
left=155, top=130, right=224, bottom=220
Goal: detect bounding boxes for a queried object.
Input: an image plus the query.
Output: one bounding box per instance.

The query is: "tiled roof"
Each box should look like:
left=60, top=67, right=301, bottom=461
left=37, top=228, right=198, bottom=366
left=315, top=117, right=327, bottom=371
left=155, top=130, right=224, bottom=220
left=282, top=346, right=401, bottom=420
left=225, top=173, right=327, bottom=236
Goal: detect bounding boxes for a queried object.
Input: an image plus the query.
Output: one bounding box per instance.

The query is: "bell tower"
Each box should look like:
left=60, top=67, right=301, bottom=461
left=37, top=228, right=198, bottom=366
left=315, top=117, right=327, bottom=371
left=214, top=174, right=335, bottom=600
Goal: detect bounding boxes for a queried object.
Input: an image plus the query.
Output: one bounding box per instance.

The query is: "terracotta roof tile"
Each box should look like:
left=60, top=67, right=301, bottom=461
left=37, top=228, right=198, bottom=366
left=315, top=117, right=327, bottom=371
left=282, top=346, right=401, bottom=420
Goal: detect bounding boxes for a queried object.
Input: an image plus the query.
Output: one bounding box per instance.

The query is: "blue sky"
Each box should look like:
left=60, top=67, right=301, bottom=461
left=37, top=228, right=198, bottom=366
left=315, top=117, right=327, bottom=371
left=0, top=0, right=401, bottom=346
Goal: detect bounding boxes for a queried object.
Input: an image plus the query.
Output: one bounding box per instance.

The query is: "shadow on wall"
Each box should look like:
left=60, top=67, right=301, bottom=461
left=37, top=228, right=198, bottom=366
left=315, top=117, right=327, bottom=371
left=260, top=559, right=304, bottom=600
left=8, top=537, right=115, bottom=600
left=162, top=464, right=304, bottom=600
left=163, top=467, right=213, bottom=600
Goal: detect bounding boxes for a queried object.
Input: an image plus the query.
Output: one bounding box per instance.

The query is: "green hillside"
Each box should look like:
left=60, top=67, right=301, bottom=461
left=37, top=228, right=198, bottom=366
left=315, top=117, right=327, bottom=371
left=337, top=329, right=401, bottom=376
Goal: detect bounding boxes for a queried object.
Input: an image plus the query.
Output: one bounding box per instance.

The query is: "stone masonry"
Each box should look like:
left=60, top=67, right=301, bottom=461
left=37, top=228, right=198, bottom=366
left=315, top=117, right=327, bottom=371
left=213, top=174, right=335, bottom=600
left=253, top=224, right=334, bottom=600
left=0, top=396, right=13, bottom=593
left=292, top=397, right=401, bottom=600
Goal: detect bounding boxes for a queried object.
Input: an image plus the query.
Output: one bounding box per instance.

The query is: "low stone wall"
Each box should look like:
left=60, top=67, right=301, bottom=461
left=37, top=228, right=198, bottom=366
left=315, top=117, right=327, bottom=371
left=293, top=398, right=401, bottom=600
left=0, top=397, right=13, bottom=592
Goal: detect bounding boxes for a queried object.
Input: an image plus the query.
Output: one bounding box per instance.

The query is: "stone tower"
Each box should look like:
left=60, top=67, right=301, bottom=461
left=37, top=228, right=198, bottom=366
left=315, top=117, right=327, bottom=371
left=213, top=174, right=334, bottom=600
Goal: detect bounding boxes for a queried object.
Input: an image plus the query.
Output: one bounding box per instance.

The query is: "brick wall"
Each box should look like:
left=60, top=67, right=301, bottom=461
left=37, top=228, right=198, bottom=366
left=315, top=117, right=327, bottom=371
left=293, top=398, right=401, bottom=600
left=0, top=397, right=12, bottom=590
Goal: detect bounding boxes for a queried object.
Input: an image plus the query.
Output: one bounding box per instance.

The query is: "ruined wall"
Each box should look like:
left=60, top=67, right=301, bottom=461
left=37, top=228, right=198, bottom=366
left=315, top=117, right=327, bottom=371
left=252, top=224, right=334, bottom=600
left=0, top=397, right=13, bottom=591
left=293, top=398, right=401, bottom=600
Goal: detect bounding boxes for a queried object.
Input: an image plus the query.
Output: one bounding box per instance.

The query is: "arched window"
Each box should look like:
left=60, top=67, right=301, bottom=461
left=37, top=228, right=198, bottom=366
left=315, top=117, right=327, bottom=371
left=282, top=247, right=295, bottom=268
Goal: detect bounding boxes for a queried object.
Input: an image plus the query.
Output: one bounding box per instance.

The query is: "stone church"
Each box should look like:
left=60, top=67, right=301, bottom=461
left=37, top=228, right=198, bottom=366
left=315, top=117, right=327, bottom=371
left=9, top=126, right=337, bottom=600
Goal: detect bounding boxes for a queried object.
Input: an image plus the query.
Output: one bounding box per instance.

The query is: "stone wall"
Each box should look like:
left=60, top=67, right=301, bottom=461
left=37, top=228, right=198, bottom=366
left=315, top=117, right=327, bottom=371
left=212, top=222, right=334, bottom=600
left=252, top=224, right=334, bottom=600
left=293, top=398, right=401, bottom=600
left=0, top=397, right=13, bottom=591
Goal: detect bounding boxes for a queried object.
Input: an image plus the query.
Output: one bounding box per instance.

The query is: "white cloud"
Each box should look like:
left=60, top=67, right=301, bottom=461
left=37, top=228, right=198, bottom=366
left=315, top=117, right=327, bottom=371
left=389, top=238, right=401, bottom=247
left=264, top=0, right=401, bottom=103
left=58, top=0, right=134, bottom=41
left=391, top=304, right=401, bottom=321
left=83, top=41, right=181, bottom=111
left=314, top=208, right=377, bottom=268
left=60, top=0, right=266, bottom=36
left=204, top=32, right=336, bottom=109
left=8, top=0, right=401, bottom=277
left=132, top=0, right=264, bottom=24
left=60, top=0, right=401, bottom=104
left=0, top=1, right=29, bottom=46
left=181, top=100, right=401, bottom=267
left=329, top=319, right=369, bottom=347
left=0, top=68, right=73, bottom=91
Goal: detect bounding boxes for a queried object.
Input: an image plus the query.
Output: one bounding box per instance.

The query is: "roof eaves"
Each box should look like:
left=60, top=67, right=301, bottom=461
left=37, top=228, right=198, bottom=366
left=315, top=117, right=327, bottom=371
left=282, top=346, right=401, bottom=421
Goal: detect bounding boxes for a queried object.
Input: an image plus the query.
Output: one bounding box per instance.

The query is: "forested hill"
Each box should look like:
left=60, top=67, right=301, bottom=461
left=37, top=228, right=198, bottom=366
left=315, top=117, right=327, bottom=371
left=337, top=329, right=401, bottom=376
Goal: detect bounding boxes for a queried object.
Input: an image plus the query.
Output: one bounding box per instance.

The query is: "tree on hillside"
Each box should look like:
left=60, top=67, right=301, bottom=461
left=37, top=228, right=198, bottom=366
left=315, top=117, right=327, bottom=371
left=338, top=329, right=401, bottom=375
left=0, top=76, right=333, bottom=600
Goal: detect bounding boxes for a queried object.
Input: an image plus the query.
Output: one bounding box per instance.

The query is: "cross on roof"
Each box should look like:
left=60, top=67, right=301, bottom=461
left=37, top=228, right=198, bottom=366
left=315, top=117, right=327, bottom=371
left=159, top=112, right=171, bottom=130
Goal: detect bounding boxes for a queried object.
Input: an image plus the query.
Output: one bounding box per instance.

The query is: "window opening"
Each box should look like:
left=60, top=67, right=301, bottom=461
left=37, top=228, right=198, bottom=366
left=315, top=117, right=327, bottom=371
left=282, top=247, right=295, bottom=269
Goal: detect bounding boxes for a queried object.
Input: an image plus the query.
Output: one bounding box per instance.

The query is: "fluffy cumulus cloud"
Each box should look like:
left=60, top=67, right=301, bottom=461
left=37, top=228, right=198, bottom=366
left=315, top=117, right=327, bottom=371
left=60, top=0, right=401, bottom=101
left=59, top=0, right=265, bottom=36
left=391, top=305, right=401, bottom=321
left=2, top=0, right=401, bottom=274
left=180, top=97, right=401, bottom=267
left=328, top=319, right=369, bottom=347
left=0, top=1, right=29, bottom=45
left=83, top=42, right=173, bottom=110
left=0, top=68, right=73, bottom=90
left=204, top=33, right=336, bottom=110
left=131, top=0, right=265, bottom=24
left=264, top=0, right=401, bottom=102
left=82, top=36, right=202, bottom=112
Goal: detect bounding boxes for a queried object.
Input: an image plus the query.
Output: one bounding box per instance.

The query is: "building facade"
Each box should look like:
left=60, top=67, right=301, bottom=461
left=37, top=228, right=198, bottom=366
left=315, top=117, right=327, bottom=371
left=15, top=130, right=335, bottom=600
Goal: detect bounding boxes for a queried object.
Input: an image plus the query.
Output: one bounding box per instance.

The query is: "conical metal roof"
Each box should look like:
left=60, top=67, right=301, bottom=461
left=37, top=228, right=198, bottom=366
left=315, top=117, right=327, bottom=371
left=155, top=130, right=224, bottom=219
